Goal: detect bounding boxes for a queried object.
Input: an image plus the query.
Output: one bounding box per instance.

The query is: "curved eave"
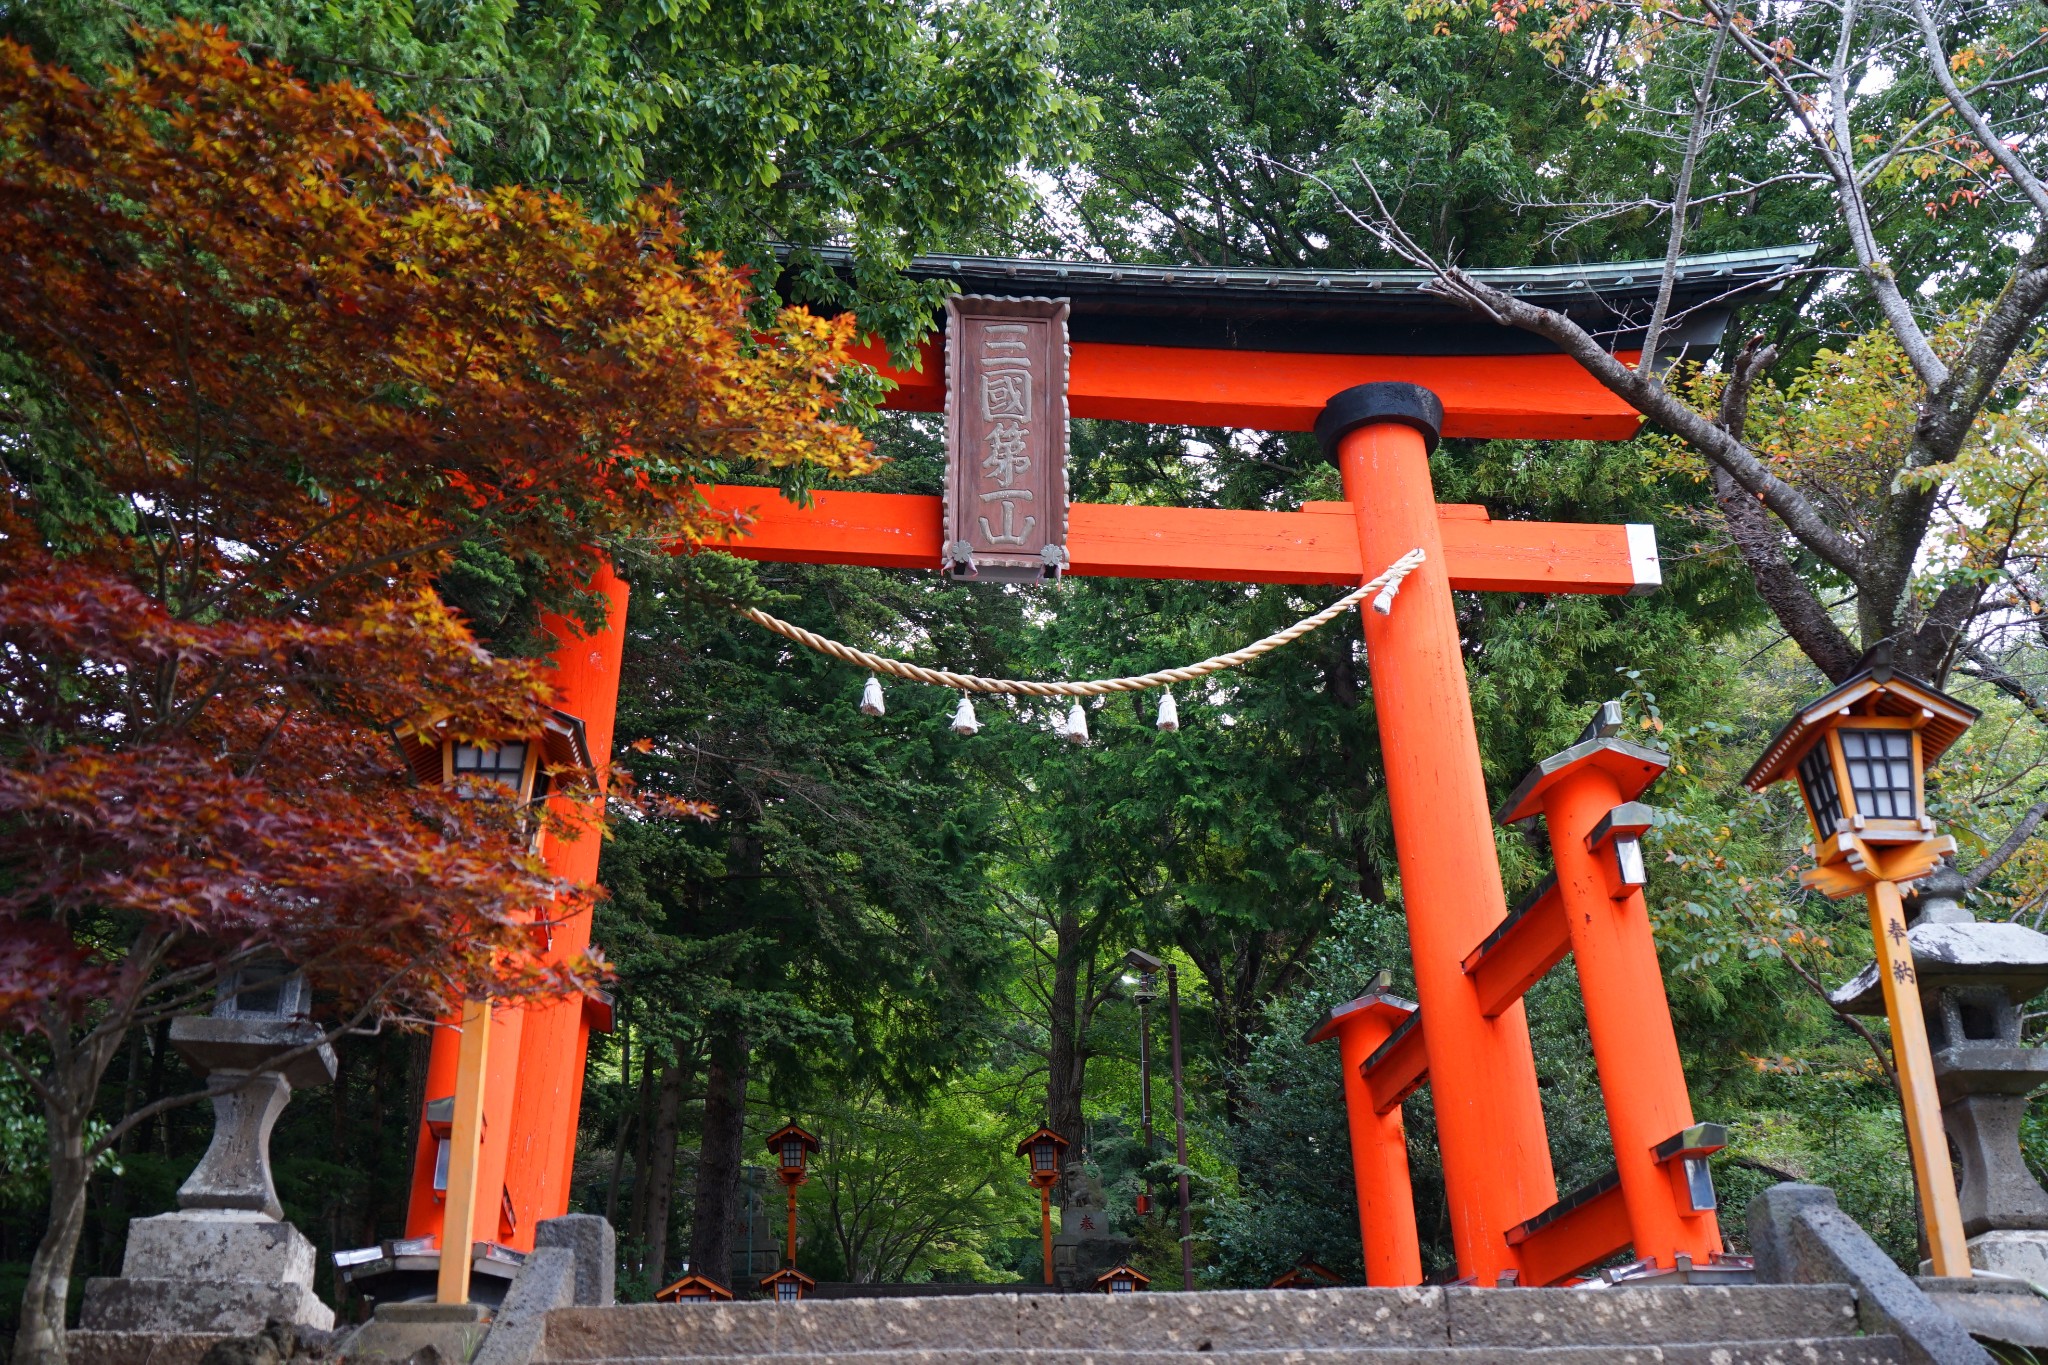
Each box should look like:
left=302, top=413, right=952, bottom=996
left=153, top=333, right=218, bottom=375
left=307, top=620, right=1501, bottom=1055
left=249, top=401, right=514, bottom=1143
left=1743, top=668, right=1980, bottom=791
left=781, top=244, right=1817, bottom=359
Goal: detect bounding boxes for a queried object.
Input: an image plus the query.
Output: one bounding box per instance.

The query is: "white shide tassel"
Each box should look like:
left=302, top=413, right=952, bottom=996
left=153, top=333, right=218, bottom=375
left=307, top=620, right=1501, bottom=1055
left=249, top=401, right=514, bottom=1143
left=1063, top=700, right=1090, bottom=744
left=859, top=674, right=886, bottom=717
left=1155, top=689, right=1180, bottom=732
left=949, top=695, right=981, bottom=736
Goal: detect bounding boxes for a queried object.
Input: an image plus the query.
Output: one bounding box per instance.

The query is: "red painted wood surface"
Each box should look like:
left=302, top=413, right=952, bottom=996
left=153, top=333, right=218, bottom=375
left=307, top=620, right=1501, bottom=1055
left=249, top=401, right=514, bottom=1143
left=1308, top=999, right=1424, bottom=1286
left=1361, top=1018, right=1431, bottom=1118
left=1338, top=419, right=1557, bottom=1286
left=1509, top=1180, right=1634, bottom=1287
left=1462, top=880, right=1571, bottom=1020
left=850, top=338, right=1645, bottom=441
left=693, top=487, right=1651, bottom=594
left=1536, top=758, right=1722, bottom=1270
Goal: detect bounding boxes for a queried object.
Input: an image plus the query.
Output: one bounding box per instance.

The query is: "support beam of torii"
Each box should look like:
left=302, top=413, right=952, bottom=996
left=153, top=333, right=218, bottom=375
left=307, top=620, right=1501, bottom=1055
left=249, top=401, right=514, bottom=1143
left=397, top=246, right=1805, bottom=1296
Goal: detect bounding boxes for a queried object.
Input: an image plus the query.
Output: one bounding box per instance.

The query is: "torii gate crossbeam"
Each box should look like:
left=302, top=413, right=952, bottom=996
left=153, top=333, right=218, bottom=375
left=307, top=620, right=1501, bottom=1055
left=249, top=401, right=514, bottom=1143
left=395, top=246, right=1806, bottom=1295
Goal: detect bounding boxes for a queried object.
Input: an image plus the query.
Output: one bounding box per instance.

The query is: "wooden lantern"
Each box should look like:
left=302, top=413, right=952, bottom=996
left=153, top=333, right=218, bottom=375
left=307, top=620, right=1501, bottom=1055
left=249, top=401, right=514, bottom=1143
left=655, top=1273, right=733, bottom=1303
left=1014, top=1126, right=1068, bottom=1189
left=393, top=708, right=593, bottom=807
left=1015, top=1125, right=1069, bottom=1287
left=1095, top=1264, right=1150, bottom=1294
left=759, top=1265, right=814, bottom=1303
left=1744, top=647, right=1978, bottom=1277
left=763, top=1121, right=820, bottom=1271
left=1744, top=652, right=1976, bottom=899
left=765, top=1122, right=821, bottom=1187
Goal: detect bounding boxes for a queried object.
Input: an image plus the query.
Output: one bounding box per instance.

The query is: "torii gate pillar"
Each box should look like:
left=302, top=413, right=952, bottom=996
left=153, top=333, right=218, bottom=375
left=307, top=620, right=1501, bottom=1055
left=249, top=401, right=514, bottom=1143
left=1322, top=384, right=1558, bottom=1284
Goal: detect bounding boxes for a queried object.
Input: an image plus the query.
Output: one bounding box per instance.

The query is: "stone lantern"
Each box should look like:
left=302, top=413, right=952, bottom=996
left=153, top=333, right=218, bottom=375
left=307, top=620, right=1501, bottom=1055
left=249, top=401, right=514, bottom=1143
left=81, top=961, right=338, bottom=1334
left=1831, top=864, right=2048, bottom=1279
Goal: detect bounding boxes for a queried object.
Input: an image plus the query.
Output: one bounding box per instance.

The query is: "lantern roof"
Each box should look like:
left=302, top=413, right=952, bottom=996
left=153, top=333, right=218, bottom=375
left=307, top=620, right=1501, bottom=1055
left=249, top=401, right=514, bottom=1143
left=1269, top=1258, right=1344, bottom=1289
left=782, top=245, right=1815, bottom=360
left=1743, top=650, right=1979, bottom=792
left=1014, top=1125, right=1070, bottom=1158
left=759, top=1266, right=816, bottom=1288
left=1095, top=1263, right=1151, bottom=1288
left=764, top=1121, right=820, bottom=1156
left=1302, top=970, right=1416, bottom=1047
left=390, top=707, right=593, bottom=787
left=654, top=1272, right=734, bottom=1302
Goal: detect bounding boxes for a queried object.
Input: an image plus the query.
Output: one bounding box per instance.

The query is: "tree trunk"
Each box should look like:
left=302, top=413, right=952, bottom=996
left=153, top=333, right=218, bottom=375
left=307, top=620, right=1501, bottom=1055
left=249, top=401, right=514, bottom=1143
left=1046, top=907, right=1086, bottom=1177
left=603, top=1013, right=635, bottom=1228
left=638, top=1053, right=688, bottom=1288
left=686, top=1028, right=748, bottom=1289
left=625, top=1044, right=655, bottom=1262
left=15, top=1085, right=91, bottom=1365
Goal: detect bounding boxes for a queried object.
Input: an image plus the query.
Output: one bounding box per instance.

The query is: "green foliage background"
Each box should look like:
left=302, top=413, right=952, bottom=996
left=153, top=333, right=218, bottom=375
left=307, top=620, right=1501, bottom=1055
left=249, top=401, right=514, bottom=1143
left=4, top=0, right=2046, bottom=1322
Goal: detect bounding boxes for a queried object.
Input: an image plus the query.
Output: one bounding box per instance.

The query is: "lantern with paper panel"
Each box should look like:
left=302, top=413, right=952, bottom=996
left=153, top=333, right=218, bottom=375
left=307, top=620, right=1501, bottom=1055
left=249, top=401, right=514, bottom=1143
left=1744, top=646, right=1983, bottom=1276
left=1744, top=650, right=1978, bottom=899
left=392, top=708, right=593, bottom=845
left=1015, top=1125, right=1068, bottom=1189
left=766, top=1122, right=821, bottom=1188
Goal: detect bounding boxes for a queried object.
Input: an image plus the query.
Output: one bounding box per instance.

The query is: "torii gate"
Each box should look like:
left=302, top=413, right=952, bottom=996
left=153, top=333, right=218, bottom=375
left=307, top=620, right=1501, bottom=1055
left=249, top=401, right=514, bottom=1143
left=396, top=247, right=1803, bottom=1291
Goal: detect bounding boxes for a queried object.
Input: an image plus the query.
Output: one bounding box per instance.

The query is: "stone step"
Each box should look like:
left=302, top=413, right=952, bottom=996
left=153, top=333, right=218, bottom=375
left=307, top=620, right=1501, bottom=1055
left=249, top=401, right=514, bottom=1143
left=537, top=1286, right=1868, bottom=1360
left=550, top=1341, right=1904, bottom=1365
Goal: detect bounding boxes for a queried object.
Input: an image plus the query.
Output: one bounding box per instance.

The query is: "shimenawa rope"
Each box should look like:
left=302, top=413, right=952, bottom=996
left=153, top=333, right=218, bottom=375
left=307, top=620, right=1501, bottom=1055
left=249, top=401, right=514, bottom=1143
left=737, top=547, right=1426, bottom=698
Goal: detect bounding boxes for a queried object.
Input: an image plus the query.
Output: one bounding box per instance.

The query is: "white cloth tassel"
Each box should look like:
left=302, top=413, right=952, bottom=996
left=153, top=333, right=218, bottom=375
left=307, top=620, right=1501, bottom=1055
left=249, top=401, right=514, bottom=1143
left=1063, top=701, right=1090, bottom=744
left=1371, top=581, right=1402, bottom=615
left=949, top=695, right=981, bottom=736
left=859, top=674, right=886, bottom=717
left=1156, top=689, right=1180, bottom=732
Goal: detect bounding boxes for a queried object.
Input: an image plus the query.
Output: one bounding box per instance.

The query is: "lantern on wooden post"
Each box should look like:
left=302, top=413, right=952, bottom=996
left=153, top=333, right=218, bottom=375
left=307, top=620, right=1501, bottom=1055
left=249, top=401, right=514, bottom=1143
left=1094, top=1264, right=1150, bottom=1294
left=1744, top=646, right=1979, bottom=1277
left=391, top=709, right=591, bottom=1305
left=759, top=1265, right=814, bottom=1304
left=1016, top=1125, right=1069, bottom=1286
left=763, top=1121, right=819, bottom=1270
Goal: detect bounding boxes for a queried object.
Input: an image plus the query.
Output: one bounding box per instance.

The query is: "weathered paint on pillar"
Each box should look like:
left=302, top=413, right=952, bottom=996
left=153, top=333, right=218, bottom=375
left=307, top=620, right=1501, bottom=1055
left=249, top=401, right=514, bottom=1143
left=1305, top=991, right=1423, bottom=1285
left=1323, top=383, right=1555, bottom=1283
left=1534, top=760, right=1722, bottom=1266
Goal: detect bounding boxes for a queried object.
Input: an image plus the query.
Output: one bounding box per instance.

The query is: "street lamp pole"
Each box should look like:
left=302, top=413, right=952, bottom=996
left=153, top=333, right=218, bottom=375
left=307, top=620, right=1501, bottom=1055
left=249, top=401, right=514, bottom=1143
left=1137, top=982, right=1155, bottom=1212
left=1166, top=963, right=1193, bottom=1291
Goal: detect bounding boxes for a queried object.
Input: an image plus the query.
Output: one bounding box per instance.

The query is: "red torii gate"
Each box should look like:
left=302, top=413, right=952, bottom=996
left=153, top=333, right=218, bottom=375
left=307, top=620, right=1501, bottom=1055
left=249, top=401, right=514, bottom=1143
left=397, top=246, right=1802, bottom=1291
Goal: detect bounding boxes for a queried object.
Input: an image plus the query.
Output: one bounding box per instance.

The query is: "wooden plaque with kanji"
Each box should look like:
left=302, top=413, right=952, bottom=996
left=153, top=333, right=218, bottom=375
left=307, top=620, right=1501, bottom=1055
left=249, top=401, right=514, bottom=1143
left=943, top=295, right=1070, bottom=582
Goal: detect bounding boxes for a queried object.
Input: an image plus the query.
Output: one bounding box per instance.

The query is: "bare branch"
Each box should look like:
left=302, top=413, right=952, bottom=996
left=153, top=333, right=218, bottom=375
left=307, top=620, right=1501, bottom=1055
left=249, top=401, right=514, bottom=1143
left=1642, top=20, right=1732, bottom=372
left=1962, top=799, right=2048, bottom=891
left=1697, top=0, right=1949, bottom=390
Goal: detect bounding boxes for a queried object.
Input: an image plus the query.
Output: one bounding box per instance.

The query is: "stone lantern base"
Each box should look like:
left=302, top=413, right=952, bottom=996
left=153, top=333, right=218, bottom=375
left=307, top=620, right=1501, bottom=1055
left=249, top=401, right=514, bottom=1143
left=80, top=1210, right=334, bottom=1335
left=1966, top=1228, right=2048, bottom=1282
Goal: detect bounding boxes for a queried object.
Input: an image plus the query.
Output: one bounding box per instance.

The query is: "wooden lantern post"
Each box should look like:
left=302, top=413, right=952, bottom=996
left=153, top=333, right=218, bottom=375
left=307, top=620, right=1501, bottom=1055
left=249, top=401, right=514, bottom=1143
left=1016, top=1126, right=1069, bottom=1286
left=1745, top=647, right=1980, bottom=1278
left=764, top=1122, right=820, bottom=1270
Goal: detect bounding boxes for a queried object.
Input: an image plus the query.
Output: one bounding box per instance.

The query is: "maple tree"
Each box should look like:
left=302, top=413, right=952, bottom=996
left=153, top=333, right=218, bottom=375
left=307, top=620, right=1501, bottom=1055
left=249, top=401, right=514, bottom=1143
left=0, top=25, right=869, bottom=1365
